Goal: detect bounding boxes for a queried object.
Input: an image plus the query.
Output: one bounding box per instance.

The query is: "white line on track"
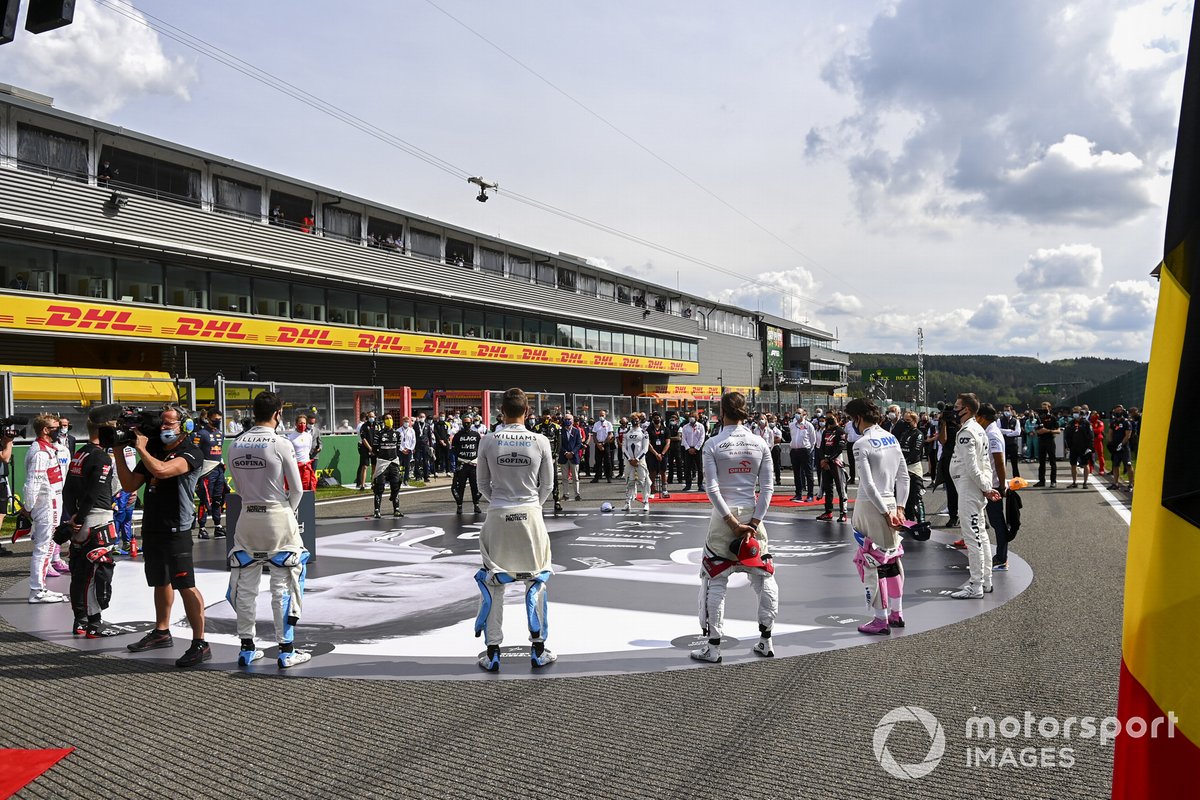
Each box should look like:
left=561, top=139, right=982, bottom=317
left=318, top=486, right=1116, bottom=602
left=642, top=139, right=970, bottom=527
left=1084, top=474, right=1132, bottom=525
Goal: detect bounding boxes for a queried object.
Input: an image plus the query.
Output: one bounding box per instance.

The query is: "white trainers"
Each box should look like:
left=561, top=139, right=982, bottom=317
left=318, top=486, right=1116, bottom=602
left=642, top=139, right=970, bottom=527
left=28, top=589, right=66, bottom=604
left=950, top=583, right=984, bottom=599
left=620, top=503, right=631, bottom=512
left=277, top=650, right=312, bottom=669
left=689, top=642, right=722, bottom=663
left=642, top=503, right=651, bottom=513
left=531, top=646, right=557, bottom=668
left=238, top=648, right=265, bottom=667
left=752, top=638, right=774, bottom=658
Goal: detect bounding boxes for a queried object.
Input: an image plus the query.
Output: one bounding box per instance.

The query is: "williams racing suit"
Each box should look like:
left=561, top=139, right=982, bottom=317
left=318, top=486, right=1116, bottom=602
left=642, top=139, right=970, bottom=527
left=226, top=425, right=307, bottom=653
left=474, top=422, right=555, bottom=668
left=698, top=424, right=777, bottom=645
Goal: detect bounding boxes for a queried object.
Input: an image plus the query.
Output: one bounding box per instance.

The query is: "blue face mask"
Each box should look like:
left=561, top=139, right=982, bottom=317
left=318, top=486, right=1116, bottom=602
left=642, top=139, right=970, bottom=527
left=160, top=429, right=179, bottom=444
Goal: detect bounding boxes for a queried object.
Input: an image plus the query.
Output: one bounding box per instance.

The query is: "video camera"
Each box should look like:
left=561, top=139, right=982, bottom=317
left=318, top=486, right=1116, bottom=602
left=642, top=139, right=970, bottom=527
left=0, top=416, right=28, bottom=439
left=89, top=404, right=161, bottom=449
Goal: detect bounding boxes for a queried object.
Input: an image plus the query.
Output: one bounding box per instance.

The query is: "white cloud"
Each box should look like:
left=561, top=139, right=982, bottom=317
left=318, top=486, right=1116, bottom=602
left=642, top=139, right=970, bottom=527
left=1017, top=243, right=1104, bottom=289
left=1084, top=280, right=1158, bottom=330
left=824, top=291, right=863, bottom=314
left=0, top=0, right=196, bottom=117
left=811, top=0, right=1187, bottom=228
left=709, top=266, right=819, bottom=323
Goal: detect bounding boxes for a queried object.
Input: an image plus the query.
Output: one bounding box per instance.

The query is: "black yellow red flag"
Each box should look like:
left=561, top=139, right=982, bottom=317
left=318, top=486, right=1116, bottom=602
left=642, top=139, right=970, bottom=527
left=1111, top=4, right=1200, bottom=796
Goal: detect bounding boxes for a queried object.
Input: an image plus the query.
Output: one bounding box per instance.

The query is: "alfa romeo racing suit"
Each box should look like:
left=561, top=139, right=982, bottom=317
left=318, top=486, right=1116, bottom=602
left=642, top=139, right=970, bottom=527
left=949, top=418, right=994, bottom=593
left=698, top=424, right=777, bottom=647
left=474, top=423, right=555, bottom=669
left=23, top=438, right=67, bottom=596
left=227, top=425, right=307, bottom=658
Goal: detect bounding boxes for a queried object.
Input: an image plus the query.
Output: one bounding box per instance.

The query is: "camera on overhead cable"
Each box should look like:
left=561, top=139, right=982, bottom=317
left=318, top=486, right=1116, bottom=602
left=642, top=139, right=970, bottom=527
left=89, top=404, right=160, bottom=449
left=0, top=416, right=28, bottom=439
left=468, top=176, right=498, bottom=203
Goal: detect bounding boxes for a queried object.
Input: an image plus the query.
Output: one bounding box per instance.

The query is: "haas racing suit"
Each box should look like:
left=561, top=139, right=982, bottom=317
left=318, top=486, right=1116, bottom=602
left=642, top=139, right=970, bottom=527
left=372, top=424, right=403, bottom=517
left=227, top=424, right=308, bottom=665
left=63, top=442, right=120, bottom=634
left=450, top=426, right=482, bottom=512
left=23, top=436, right=67, bottom=596
left=194, top=423, right=228, bottom=537
left=474, top=422, right=555, bottom=670
left=697, top=423, right=778, bottom=654
left=949, top=418, right=994, bottom=595
left=851, top=425, right=911, bottom=630
left=534, top=419, right=562, bottom=510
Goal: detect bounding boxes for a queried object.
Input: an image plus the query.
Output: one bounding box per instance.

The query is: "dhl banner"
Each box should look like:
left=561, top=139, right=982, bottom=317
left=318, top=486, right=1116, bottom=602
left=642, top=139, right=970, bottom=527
left=0, top=294, right=700, bottom=375
left=643, top=383, right=753, bottom=398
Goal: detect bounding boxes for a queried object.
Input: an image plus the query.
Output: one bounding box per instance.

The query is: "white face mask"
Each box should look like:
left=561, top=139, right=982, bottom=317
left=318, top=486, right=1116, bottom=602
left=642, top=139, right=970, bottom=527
left=887, top=412, right=898, bottom=420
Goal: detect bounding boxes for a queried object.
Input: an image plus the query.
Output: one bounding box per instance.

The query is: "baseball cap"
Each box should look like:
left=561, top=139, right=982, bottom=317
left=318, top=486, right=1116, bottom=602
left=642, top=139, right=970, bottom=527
left=733, top=535, right=768, bottom=569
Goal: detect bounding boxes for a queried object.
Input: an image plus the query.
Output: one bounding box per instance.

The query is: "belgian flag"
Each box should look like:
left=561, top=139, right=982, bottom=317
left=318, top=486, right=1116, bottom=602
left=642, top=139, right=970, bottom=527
left=1111, top=5, right=1200, bottom=796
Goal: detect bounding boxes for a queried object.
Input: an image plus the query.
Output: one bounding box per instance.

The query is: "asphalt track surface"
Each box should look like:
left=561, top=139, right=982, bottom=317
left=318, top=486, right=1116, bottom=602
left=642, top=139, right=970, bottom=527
left=0, top=470, right=1129, bottom=799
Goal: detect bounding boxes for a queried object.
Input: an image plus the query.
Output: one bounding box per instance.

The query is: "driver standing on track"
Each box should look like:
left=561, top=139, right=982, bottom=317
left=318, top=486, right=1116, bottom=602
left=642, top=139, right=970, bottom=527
left=473, top=388, right=556, bottom=672
left=693, top=391, right=777, bottom=664
left=226, top=391, right=311, bottom=669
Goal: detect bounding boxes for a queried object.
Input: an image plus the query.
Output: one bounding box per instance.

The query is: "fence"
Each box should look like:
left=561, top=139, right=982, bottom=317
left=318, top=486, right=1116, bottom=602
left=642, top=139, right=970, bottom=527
left=214, top=376, right=382, bottom=434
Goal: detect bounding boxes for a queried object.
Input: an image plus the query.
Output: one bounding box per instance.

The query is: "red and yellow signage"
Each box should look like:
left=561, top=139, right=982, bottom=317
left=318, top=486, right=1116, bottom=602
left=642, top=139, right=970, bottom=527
left=643, top=383, right=752, bottom=399
left=0, top=294, right=699, bottom=374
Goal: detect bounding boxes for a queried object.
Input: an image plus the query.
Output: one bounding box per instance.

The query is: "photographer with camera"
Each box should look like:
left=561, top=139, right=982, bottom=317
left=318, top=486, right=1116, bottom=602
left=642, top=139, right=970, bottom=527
left=114, top=404, right=210, bottom=667
left=63, top=415, right=122, bottom=637
left=0, top=416, right=22, bottom=557
left=23, top=414, right=69, bottom=603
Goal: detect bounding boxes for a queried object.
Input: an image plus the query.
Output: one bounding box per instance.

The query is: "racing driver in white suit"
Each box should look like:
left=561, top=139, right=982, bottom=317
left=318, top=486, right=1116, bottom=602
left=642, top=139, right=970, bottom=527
left=948, top=392, right=998, bottom=599
left=474, top=387, right=556, bottom=671
left=845, top=398, right=910, bottom=635
left=621, top=413, right=651, bottom=513
left=226, top=391, right=311, bottom=669
left=23, top=414, right=69, bottom=603
left=692, top=391, right=778, bottom=663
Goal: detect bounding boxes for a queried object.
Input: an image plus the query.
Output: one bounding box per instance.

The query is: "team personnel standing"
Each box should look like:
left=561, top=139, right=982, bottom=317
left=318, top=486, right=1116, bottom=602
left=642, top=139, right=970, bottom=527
left=62, top=416, right=121, bottom=637
left=558, top=413, right=583, bottom=502
left=371, top=414, right=404, bottom=519
left=621, top=412, right=651, bottom=513
left=474, top=388, right=556, bottom=671
left=999, top=405, right=1021, bottom=478
left=0, top=420, right=14, bottom=558
left=815, top=410, right=848, bottom=522
left=647, top=414, right=671, bottom=499
left=948, top=394, right=998, bottom=599
left=846, top=398, right=910, bottom=635
left=534, top=412, right=563, bottom=513
left=1033, top=401, right=1059, bottom=487
left=356, top=411, right=377, bottom=490
left=195, top=410, right=228, bottom=539
left=451, top=420, right=483, bottom=515
left=978, top=404, right=1011, bottom=572
left=287, top=414, right=317, bottom=491
left=23, top=414, right=69, bottom=603
left=788, top=410, right=816, bottom=502
left=227, top=391, right=311, bottom=669
left=589, top=410, right=614, bottom=483
left=1108, top=407, right=1135, bottom=491
left=115, top=405, right=209, bottom=667
left=693, top=392, right=777, bottom=663
left=680, top=412, right=706, bottom=491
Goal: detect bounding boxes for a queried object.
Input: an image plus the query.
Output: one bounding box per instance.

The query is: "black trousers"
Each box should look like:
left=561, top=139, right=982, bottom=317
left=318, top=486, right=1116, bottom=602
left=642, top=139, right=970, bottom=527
left=790, top=448, right=814, bottom=497
left=374, top=462, right=402, bottom=510
left=592, top=442, right=613, bottom=480
left=451, top=464, right=480, bottom=505
left=771, top=446, right=782, bottom=485
left=1006, top=443, right=1021, bottom=478
left=683, top=449, right=703, bottom=488
left=820, top=464, right=845, bottom=512
left=1038, top=438, right=1057, bottom=483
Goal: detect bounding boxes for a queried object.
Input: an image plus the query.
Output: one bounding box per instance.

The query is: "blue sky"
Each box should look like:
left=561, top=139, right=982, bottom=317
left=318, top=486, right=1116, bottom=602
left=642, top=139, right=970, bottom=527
left=0, top=0, right=1191, bottom=360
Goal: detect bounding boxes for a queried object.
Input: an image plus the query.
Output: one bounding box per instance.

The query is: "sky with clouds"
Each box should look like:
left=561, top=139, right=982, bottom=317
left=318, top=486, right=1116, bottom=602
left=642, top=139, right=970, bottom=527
left=0, top=0, right=1191, bottom=361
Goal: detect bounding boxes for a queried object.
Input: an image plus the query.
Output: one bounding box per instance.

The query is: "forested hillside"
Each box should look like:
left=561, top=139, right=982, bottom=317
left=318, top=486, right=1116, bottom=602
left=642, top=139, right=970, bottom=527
left=848, top=354, right=1142, bottom=407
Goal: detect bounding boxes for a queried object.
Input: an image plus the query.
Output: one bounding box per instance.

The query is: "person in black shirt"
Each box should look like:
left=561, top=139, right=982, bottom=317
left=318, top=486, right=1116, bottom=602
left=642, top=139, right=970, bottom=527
left=1108, top=406, right=1135, bottom=490
left=665, top=412, right=682, bottom=484
left=815, top=412, right=848, bottom=522
left=647, top=416, right=671, bottom=498
left=372, top=417, right=404, bottom=519
left=1034, top=401, right=1060, bottom=487
left=62, top=418, right=123, bottom=637
left=935, top=402, right=961, bottom=527
left=356, top=412, right=377, bottom=490
left=451, top=423, right=483, bottom=515
left=194, top=411, right=228, bottom=539
left=115, top=405, right=209, bottom=667
left=534, top=413, right=563, bottom=513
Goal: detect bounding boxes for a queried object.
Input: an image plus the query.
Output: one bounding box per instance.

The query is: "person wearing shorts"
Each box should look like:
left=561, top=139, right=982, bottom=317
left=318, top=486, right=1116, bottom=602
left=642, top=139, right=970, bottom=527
left=114, top=405, right=209, bottom=668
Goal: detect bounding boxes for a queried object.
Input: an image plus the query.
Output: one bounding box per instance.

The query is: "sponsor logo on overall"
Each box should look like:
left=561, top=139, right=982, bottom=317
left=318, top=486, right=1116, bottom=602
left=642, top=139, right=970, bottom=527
left=729, top=459, right=753, bottom=474
left=234, top=456, right=266, bottom=469
left=504, top=512, right=529, bottom=522
left=498, top=453, right=532, bottom=466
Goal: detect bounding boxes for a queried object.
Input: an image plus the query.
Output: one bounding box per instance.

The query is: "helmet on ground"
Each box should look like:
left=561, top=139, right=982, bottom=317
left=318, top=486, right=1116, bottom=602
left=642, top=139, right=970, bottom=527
left=600, top=502, right=613, bottom=513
